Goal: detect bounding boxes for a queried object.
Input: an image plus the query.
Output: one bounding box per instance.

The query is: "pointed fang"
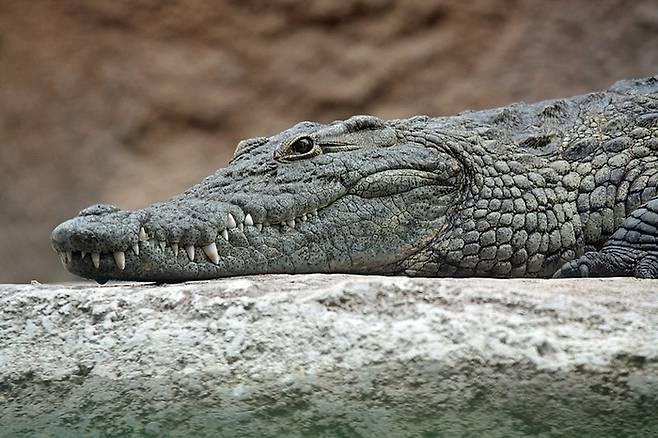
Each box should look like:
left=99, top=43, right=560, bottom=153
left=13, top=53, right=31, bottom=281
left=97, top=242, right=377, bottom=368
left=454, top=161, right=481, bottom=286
left=222, top=229, right=229, bottom=241
left=287, top=219, right=296, bottom=229
left=113, top=251, right=126, bottom=270
left=92, top=253, right=100, bottom=269
left=139, top=227, right=148, bottom=241
left=131, top=244, right=139, bottom=256
left=256, top=224, right=263, bottom=232
left=203, top=242, right=219, bottom=264
left=159, top=240, right=166, bottom=251
left=244, top=214, right=254, bottom=226
left=171, top=243, right=178, bottom=255
left=185, top=245, right=195, bottom=261
left=81, top=251, right=88, bottom=260
left=238, top=223, right=244, bottom=232
left=227, top=213, right=237, bottom=229
left=301, top=214, right=307, bottom=221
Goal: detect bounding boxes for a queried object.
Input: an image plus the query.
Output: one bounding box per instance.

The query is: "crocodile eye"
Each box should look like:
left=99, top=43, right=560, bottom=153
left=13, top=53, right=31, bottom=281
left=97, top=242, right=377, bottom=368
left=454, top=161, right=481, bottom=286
left=290, top=137, right=314, bottom=155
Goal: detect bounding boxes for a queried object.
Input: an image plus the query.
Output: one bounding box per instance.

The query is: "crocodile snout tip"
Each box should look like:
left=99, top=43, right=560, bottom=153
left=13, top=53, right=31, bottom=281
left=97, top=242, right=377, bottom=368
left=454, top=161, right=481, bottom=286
left=51, top=218, right=77, bottom=251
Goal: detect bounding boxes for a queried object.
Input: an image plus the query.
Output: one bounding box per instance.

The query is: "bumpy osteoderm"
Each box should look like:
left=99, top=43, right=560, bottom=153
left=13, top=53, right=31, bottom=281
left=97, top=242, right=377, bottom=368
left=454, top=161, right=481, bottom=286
left=52, top=77, right=658, bottom=282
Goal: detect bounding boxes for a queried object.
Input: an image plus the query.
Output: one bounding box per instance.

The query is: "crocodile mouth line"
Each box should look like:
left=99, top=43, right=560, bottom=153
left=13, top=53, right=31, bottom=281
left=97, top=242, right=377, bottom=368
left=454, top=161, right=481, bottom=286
left=54, top=206, right=326, bottom=273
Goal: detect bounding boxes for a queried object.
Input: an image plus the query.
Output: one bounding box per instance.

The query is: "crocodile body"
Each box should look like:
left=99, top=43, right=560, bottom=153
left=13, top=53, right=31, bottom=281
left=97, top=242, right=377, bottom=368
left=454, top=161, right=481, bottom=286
left=52, top=76, right=658, bottom=283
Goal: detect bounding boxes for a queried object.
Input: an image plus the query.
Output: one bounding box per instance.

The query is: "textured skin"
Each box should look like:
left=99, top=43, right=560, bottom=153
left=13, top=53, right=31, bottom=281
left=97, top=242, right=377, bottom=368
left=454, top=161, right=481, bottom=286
left=51, top=76, right=658, bottom=283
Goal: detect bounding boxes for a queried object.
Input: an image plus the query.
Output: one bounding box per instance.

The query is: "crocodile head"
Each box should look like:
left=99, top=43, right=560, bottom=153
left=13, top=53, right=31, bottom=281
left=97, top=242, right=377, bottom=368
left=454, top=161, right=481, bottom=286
left=51, top=115, right=464, bottom=283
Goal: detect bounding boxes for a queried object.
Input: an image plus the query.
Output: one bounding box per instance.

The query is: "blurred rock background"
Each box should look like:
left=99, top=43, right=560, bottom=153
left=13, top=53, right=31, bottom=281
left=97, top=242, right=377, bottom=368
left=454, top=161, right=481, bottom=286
left=1, top=0, right=657, bottom=282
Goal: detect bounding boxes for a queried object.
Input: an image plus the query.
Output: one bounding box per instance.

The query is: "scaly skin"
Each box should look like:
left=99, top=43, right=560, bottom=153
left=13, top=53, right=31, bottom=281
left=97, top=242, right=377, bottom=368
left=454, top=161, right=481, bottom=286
left=52, top=76, right=658, bottom=283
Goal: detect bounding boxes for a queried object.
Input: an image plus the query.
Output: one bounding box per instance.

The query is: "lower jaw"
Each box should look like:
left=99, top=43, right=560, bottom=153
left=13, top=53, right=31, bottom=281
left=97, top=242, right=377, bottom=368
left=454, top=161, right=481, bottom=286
left=61, top=241, right=398, bottom=283
left=61, top=235, right=343, bottom=283
left=62, top=242, right=259, bottom=283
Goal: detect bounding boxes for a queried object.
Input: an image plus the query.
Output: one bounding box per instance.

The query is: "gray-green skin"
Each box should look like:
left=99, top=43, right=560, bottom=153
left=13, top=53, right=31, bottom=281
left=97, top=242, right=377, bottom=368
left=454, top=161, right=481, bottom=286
left=52, top=76, right=658, bottom=283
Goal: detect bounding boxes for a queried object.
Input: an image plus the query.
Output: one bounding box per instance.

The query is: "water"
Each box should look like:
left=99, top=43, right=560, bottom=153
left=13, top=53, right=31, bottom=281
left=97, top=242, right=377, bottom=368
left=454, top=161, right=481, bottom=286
left=3, top=371, right=657, bottom=437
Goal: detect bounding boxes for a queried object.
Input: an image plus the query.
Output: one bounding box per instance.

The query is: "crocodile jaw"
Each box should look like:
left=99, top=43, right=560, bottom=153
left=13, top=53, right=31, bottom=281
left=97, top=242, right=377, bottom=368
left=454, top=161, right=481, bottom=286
left=51, top=189, right=451, bottom=283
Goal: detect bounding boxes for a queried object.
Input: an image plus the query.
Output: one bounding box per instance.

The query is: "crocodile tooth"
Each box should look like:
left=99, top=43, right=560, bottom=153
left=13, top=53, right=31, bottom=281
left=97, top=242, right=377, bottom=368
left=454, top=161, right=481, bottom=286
left=244, top=214, right=254, bottom=226
left=256, top=223, right=263, bottom=232
left=159, top=240, right=166, bottom=251
left=171, top=243, right=178, bottom=255
left=139, top=227, right=148, bottom=241
left=222, top=229, right=229, bottom=241
left=287, top=219, right=296, bottom=228
left=58, top=252, right=67, bottom=265
left=65, top=251, right=72, bottom=263
left=131, top=244, right=139, bottom=256
left=301, top=214, right=307, bottom=221
left=311, top=209, right=318, bottom=216
left=203, top=242, right=219, bottom=264
left=113, top=251, right=126, bottom=270
left=227, top=213, right=237, bottom=229
left=185, top=245, right=195, bottom=261
left=238, top=223, right=244, bottom=232
left=92, top=253, right=100, bottom=269
left=81, top=251, right=87, bottom=260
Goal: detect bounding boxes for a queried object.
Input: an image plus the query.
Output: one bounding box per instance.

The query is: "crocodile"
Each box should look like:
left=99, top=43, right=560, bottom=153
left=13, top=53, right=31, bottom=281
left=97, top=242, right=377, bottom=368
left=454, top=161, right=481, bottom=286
left=51, top=76, right=658, bottom=283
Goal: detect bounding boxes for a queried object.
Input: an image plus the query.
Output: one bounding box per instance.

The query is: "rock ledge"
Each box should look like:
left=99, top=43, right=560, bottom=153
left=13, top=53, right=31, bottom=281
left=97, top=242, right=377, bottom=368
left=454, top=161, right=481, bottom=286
left=1, top=275, right=657, bottom=437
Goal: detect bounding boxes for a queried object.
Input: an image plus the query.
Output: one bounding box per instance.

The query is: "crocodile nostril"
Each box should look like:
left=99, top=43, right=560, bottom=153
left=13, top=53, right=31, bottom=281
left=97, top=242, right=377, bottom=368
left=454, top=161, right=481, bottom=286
left=78, top=204, right=121, bottom=217
left=51, top=210, right=140, bottom=255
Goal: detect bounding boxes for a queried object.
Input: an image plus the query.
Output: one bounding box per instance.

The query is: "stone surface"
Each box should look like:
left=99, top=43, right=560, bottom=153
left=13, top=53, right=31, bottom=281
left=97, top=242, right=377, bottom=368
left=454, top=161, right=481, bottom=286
left=1, top=275, right=657, bottom=436
left=2, top=1, right=658, bottom=282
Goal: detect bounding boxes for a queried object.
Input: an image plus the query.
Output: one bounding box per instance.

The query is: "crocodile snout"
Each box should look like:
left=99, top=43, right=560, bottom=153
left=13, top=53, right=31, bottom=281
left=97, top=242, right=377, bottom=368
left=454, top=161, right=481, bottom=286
left=51, top=205, right=142, bottom=277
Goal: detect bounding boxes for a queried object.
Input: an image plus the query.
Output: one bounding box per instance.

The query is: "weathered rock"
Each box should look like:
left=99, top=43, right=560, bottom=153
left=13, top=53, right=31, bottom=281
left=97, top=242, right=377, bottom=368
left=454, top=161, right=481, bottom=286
left=1, top=275, right=656, bottom=436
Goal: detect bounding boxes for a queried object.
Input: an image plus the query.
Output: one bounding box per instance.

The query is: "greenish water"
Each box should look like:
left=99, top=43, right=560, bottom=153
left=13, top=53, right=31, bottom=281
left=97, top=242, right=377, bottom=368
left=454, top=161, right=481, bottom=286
left=2, top=387, right=657, bottom=437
